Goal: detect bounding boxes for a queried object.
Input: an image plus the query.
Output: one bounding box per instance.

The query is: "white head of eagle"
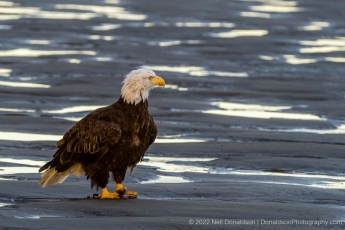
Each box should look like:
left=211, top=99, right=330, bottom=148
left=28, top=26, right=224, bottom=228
left=121, top=69, right=165, bottom=105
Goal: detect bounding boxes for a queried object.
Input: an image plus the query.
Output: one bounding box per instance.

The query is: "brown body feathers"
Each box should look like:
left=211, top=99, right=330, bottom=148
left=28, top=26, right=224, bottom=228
left=39, top=97, right=157, bottom=189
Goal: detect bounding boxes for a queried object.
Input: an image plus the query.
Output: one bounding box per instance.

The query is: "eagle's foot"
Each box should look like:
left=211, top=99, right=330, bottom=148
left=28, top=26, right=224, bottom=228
left=97, top=187, right=120, bottom=199
left=115, top=183, right=137, bottom=199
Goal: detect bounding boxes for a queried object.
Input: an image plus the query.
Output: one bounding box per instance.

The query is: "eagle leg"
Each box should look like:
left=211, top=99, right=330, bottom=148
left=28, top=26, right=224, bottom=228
left=115, top=183, right=137, bottom=198
left=98, top=187, right=120, bottom=199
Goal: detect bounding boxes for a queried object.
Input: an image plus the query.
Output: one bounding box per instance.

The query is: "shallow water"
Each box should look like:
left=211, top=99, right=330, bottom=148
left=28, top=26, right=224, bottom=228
left=0, top=49, right=96, bottom=57
left=0, top=80, right=51, bottom=88
left=13, top=214, right=61, bottom=219
left=0, top=131, right=208, bottom=143
left=141, top=65, right=248, bottom=77
left=0, top=157, right=47, bottom=176
left=210, top=30, right=269, bottom=38
left=139, top=156, right=345, bottom=189
left=0, top=68, right=12, bottom=77
left=204, top=101, right=324, bottom=120
left=1, top=155, right=344, bottom=191
left=0, top=202, right=14, bottom=208
left=259, top=124, right=345, bottom=135
left=42, top=105, right=106, bottom=114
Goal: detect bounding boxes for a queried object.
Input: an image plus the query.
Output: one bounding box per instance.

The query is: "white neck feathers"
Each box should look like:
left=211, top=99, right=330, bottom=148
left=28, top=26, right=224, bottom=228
left=120, top=69, right=156, bottom=105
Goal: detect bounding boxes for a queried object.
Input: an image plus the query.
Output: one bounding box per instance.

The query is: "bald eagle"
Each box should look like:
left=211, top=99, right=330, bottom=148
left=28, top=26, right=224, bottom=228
left=39, top=69, right=165, bottom=199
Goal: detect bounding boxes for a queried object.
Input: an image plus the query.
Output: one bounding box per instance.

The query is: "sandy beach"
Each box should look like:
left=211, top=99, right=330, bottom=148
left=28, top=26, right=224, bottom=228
left=0, top=0, right=345, bottom=229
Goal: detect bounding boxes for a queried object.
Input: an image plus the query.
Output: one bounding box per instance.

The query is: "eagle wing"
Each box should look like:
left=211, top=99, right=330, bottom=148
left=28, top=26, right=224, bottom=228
left=59, top=107, right=122, bottom=164
left=39, top=107, right=122, bottom=172
left=148, top=116, right=157, bottom=146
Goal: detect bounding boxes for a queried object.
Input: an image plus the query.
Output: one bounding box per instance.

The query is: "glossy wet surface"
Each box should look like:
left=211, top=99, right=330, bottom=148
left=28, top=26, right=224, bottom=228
left=0, top=0, right=345, bottom=228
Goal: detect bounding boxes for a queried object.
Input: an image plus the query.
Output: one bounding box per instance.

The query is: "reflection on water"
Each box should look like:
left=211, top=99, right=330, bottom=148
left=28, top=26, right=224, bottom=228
left=230, top=171, right=345, bottom=189
left=27, top=40, right=52, bottom=45
left=155, top=139, right=206, bottom=143
left=0, top=15, right=21, bottom=20
left=141, top=175, right=190, bottom=184
left=141, top=156, right=217, bottom=173
left=259, top=55, right=277, bottom=61
left=143, top=21, right=235, bottom=28
left=0, top=203, right=13, bottom=208
left=165, top=84, right=188, bottom=91
left=0, top=158, right=46, bottom=166
left=42, top=105, right=105, bottom=114
left=66, top=59, right=81, bottom=64
left=104, top=0, right=119, bottom=4
left=53, top=116, right=83, bottom=122
left=149, top=40, right=181, bottom=47
left=311, top=182, right=345, bottom=189
left=244, top=0, right=300, bottom=13
left=19, top=77, right=34, bottom=81
left=190, top=70, right=248, bottom=77
left=175, top=22, right=234, bottom=28
left=0, top=131, right=207, bottom=143
left=0, top=108, right=35, bottom=113
left=261, top=37, right=345, bottom=65
left=240, top=11, right=271, bottom=18
left=13, top=214, right=61, bottom=219
left=141, top=65, right=202, bottom=74
left=240, top=0, right=297, bottom=7
left=227, top=170, right=345, bottom=181
left=92, top=23, right=121, bottom=31
left=0, top=80, right=50, bottom=88
left=259, top=124, right=345, bottom=135
left=148, top=40, right=201, bottom=47
left=140, top=156, right=345, bottom=189
left=261, top=54, right=345, bottom=64
left=324, top=57, right=345, bottom=63
left=298, top=22, right=329, bottom=31
left=0, top=7, right=40, bottom=15
left=210, top=30, right=268, bottom=38
left=0, top=154, right=343, bottom=190
left=14, top=214, right=61, bottom=219
left=88, top=35, right=117, bottom=41
left=250, top=5, right=302, bottom=13
left=90, top=21, right=237, bottom=29
left=299, top=37, right=345, bottom=47
left=0, top=48, right=96, bottom=57
left=141, top=65, right=248, bottom=78
left=0, top=68, right=11, bottom=77
left=54, top=4, right=146, bottom=20
left=300, top=46, right=345, bottom=54
left=0, top=1, right=16, bottom=7
left=203, top=101, right=325, bottom=120
left=95, top=57, right=113, bottom=62
left=210, top=102, right=291, bottom=111
left=0, top=131, right=60, bottom=141
left=235, top=180, right=345, bottom=189
left=0, top=157, right=47, bottom=176
left=0, top=1, right=145, bottom=21
left=283, top=55, right=317, bottom=65
left=0, top=7, right=98, bottom=20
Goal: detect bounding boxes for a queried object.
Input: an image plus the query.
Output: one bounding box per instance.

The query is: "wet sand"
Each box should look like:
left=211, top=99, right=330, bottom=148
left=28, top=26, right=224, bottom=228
left=1, top=0, right=345, bottom=229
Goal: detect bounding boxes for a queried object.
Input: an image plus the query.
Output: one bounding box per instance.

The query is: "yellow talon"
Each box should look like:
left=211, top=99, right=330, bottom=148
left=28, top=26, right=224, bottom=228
left=98, top=187, right=120, bottom=199
left=115, top=183, right=127, bottom=192
left=125, top=191, right=138, bottom=196
left=115, top=183, right=138, bottom=197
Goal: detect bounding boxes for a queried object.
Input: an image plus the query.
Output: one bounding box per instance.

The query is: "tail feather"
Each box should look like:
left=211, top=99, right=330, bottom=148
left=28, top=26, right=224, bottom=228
left=39, top=163, right=84, bottom=188
left=39, top=161, right=52, bottom=173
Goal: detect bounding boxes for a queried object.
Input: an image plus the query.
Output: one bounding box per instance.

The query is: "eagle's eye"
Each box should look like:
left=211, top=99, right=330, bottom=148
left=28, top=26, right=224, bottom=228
left=148, top=76, right=155, bottom=80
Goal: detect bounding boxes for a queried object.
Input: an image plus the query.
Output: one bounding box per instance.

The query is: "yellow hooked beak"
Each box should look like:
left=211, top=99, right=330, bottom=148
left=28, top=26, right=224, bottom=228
left=149, top=76, right=165, bottom=88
